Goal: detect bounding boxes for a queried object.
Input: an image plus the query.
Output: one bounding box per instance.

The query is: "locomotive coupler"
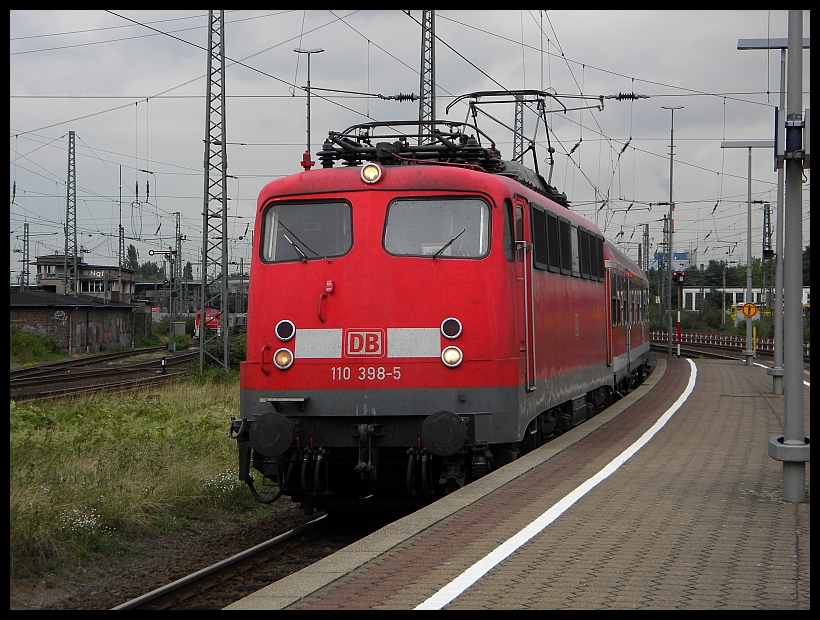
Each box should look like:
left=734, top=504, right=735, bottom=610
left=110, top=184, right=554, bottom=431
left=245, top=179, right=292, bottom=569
left=313, top=447, right=333, bottom=499
left=406, top=446, right=422, bottom=498
left=354, top=423, right=380, bottom=481
left=470, top=444, right=492, bottom=480
left=440, top=450, right=468, bottom=494
left=420, top=449, right=435, bottom=498
left=300, top=447, right=315, bottom=498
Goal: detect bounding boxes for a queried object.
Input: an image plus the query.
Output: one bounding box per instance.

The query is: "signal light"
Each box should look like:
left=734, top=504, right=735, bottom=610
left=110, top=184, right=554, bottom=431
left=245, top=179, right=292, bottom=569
left=673, top=271, right=686, bottom=283
left=275, top=319, right=295, bottom=341
left=440, top=317, right=462, bottom=339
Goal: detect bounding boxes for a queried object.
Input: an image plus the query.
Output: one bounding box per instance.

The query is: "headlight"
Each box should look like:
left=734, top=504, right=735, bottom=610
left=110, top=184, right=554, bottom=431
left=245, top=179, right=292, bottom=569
left=273, top=348, right=294, bottom=370
left=441, top=346, right=463, bottom=368
left=361, top=162, right=382, bottom=184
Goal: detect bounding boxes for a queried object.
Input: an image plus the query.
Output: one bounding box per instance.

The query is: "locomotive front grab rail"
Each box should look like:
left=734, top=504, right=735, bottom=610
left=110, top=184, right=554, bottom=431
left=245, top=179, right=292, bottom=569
left=318, top=280, right=334, bottom=324
left=260, top=343, right=272, bottom=376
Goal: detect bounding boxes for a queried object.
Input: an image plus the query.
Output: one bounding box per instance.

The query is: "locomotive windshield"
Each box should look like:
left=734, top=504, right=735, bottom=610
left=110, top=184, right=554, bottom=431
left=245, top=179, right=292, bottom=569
left=383, top=197, right=490, bottom=258
left=261, top=201, right=352, bottom=263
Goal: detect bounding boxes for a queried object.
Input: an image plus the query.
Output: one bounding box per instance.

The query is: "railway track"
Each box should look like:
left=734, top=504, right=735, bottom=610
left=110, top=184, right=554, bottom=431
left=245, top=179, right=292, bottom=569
left=112, top=515, right=330, bottom=610
left=9, top=348, right=199, bottom=402
left=649, top=338, right=810, bottom=365
left=9, top=347, right=166, bottom=379
left=112, top=504, right=416, bottom=610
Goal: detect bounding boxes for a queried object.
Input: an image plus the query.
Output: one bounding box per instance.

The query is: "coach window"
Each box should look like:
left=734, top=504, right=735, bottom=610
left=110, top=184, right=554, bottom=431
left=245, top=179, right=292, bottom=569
left=502, top=199, right=514, bottom=261
left=592, top=235, right=603, bottom=281
left=546, top=212, right=561, bottom=272
left=261, top=200, right=352, bottom=263
left=619, top=276, right=626, bottom=325
left=570, top=225, right=580, bottom=277
left=559, top=217, right=572, bottom=275
left=610, top=272, right=618, bottom=326
left=578, top=228, right=590, bottom=279
left=530, top=203, right=548, bottom=270
left=587, top=232, right=597, bottom=280
left=383, top=197, right=490, bottom=258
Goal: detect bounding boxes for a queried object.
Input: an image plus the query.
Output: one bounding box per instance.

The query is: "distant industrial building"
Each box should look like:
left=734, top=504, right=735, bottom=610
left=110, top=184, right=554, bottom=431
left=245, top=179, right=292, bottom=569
left=33, top=253, right=136, bottom=304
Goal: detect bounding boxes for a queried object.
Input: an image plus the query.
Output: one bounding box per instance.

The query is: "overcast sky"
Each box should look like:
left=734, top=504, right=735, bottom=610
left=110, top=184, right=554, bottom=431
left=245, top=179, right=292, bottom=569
left=10, top=10, right=811, bottom=284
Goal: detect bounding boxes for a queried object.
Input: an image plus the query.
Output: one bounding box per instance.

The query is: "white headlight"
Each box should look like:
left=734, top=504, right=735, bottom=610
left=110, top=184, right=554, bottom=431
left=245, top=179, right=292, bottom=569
left=273, top=348, right=294, bottom=370
left=361, top=163, right=382, bottom=184
left=441, top=346, right=463, bottom=368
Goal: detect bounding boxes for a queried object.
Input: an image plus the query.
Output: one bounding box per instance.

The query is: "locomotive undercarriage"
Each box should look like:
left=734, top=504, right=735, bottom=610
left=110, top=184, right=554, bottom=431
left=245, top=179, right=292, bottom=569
left=230, top=362, right=652, bottom=512
left=230, top=412, right=498, bottom=513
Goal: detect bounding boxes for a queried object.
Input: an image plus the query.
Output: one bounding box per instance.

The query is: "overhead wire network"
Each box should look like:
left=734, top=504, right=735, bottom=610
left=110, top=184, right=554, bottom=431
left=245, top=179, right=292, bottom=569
left=11, top=10, right=808, bottom=280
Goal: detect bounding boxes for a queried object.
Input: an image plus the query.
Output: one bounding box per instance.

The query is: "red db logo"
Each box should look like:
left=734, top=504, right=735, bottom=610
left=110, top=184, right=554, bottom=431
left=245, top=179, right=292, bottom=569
left=345, top=330, right=383, bottom=356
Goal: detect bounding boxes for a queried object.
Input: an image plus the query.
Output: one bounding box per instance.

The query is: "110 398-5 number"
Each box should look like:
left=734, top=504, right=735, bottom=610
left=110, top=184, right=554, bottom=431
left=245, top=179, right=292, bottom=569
left=331, top=366, right=401, bottom=380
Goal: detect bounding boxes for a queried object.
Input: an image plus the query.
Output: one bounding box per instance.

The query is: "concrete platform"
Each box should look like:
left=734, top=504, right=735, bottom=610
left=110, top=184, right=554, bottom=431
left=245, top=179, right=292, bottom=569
left=226, top=356, right=810, bottom=610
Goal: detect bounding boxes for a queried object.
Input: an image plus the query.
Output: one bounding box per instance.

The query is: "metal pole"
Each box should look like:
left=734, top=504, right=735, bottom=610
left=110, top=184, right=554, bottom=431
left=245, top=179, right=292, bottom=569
left=307, top=52, right=311, bottom=153
left=779, top=10, right=807, bottom=502
left=769, top=48, right=787, bottom=393
left=719, top=139, right=775, bottom=362
left=294, top=48, right=324, bottom=154
left=743, top=147, right=754, bottom=366
left=722, top=262, right=726, bottom=325
left=662, top=106, right=682, bottom=357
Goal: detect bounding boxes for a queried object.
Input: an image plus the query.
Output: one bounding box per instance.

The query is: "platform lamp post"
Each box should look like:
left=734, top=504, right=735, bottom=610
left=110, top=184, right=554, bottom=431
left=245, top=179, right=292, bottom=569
left=736, top=35, right=809, bottom=393
left=294, top=48, right=324, bottom=160
left=719, top=140, right=773, bottom=366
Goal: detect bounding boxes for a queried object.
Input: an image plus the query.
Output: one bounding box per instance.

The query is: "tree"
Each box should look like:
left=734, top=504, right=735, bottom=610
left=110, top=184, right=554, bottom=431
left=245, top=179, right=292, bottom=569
left=183, top=261, right=193, bottom=281
left=138, top=261, right=163, bottom=281
left=127, top=244, right=139, bottom=271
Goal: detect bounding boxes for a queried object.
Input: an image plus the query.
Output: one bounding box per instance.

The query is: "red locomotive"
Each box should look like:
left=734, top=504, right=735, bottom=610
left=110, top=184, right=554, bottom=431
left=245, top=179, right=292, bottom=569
left=195, top=307, right=222, bottom=339
left=231, top=97, right=650, bottom=510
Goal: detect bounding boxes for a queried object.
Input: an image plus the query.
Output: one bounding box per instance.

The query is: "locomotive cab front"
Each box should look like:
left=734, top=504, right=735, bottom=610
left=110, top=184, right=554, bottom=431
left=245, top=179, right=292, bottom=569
left=235, top=161, right=525, bottom=509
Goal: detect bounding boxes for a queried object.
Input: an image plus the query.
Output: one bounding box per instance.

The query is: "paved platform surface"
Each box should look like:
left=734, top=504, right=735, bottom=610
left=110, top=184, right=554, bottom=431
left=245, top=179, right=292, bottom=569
left=227, top=357, right=810, bottom=610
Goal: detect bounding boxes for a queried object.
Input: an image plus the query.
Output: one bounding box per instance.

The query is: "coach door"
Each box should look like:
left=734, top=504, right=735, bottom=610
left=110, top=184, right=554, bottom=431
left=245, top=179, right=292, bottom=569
left=514, top=195, right=537, bottom=392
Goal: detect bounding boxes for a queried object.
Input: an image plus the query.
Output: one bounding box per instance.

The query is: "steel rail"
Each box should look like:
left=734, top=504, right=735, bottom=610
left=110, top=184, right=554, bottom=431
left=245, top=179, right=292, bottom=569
left=111, top=514, right=328, bottom=610
left=10, top=347, right=166, bottom=378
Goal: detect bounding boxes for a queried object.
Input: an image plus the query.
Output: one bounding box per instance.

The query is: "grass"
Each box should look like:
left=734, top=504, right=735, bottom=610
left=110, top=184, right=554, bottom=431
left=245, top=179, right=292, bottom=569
left=9, top=368, right=265, bottom=577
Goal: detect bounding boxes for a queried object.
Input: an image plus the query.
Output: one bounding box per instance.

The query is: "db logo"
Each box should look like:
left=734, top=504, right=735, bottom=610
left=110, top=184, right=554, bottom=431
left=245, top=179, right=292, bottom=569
left=345, top=329, right=384, bottom=356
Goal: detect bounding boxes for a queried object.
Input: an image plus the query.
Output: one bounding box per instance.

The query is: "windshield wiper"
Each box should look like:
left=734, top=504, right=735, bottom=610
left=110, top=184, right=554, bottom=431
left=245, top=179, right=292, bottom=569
left=433, top=228, right=466, bottom=259
left=283, top=233, right=309, bottom=262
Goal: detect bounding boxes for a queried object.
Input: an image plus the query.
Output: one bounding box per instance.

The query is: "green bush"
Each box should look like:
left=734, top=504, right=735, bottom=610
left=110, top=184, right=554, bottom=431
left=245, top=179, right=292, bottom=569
left=10, top=326, right=64, bottom=362
left=134, top=333, right=162, bottom=348
left=173, top=333, right=192, bottom=350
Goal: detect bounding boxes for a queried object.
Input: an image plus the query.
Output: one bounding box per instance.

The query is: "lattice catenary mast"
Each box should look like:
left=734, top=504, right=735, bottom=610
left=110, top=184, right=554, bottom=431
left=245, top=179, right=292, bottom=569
left=200, top=10, right=230, bottom=373
left=63, top=130, right=77, bottom=296
left=418, top=10, right=435, bottom=145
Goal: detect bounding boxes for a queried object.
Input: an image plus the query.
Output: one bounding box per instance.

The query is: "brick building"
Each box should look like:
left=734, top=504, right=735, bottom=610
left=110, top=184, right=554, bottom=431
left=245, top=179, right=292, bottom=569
left=10, top=291, right=141, bottom=354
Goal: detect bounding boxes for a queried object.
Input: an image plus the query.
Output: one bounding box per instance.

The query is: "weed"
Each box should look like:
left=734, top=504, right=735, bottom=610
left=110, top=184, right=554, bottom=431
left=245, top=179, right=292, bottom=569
left=10, top=372, right=249, bottom=576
